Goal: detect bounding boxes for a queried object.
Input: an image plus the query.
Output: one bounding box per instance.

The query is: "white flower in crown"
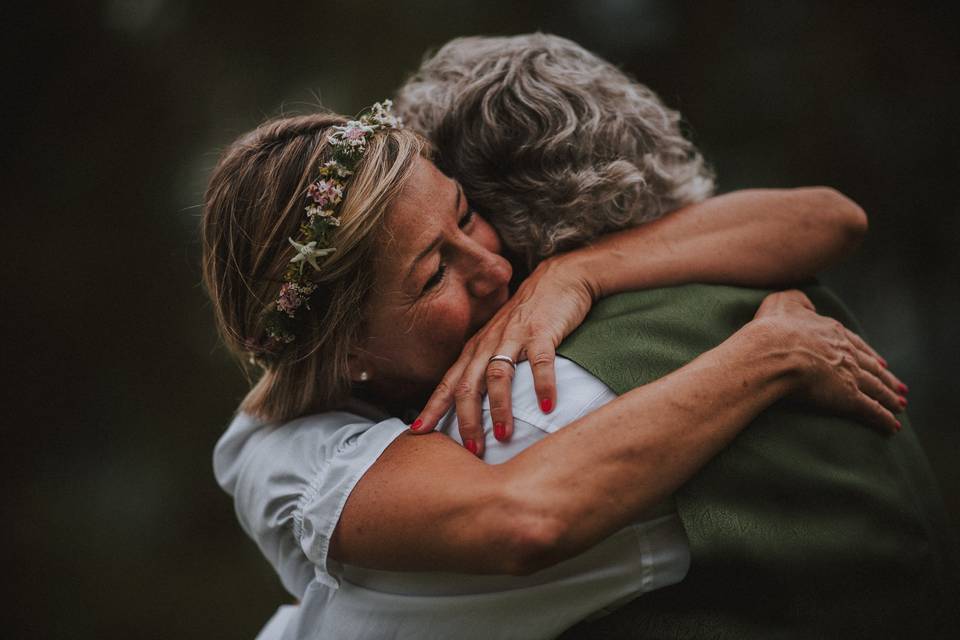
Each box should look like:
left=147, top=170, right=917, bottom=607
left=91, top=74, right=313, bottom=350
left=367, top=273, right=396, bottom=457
left=319, top=160, right=352, bottom=178
left=368, top=100, right=401, bottom=127
left=289, top=237, right=336, bottom=271
left=305, top=205, right=337, bottom=220
left=329, top=121, right=375, bottom=149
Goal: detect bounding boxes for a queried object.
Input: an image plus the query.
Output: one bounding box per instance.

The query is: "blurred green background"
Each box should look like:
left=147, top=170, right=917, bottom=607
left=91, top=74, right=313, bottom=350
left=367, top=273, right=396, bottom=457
left=7, top=1, right=958, bottom=638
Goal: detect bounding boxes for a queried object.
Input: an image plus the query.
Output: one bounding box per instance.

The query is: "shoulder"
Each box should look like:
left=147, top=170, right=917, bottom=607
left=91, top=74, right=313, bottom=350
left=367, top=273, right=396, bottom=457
left=213, top=410, right=391, bottom=497
left=214, top=409, right=408, bottom=514
left=212, top=409, right=409, bottom=595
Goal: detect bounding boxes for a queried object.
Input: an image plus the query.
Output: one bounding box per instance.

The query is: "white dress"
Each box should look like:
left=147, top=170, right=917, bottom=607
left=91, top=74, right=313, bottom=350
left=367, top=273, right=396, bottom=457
left=214, top=357, right=690, bottom=639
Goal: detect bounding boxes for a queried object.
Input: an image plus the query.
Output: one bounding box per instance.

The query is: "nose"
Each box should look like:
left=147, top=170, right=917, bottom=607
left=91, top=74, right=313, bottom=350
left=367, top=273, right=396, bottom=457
left=464, top=246, right=512, bottom=299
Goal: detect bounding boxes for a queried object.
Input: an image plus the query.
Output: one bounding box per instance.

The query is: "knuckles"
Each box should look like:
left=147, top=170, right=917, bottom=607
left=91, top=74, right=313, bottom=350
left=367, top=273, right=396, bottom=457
left=529, top=351, right=555, bottom=367
left=432, top=380, right=453, bottom=399
left=488, top=397, right=508, bottom=411
left=485, top=364, right=514, bottom=382
left=454, top=381, right=478, bottom=399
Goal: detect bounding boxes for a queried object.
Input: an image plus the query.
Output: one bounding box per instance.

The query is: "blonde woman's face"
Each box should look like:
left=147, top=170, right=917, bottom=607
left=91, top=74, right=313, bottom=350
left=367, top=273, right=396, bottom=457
left=359, top=157, right=512, bottom=406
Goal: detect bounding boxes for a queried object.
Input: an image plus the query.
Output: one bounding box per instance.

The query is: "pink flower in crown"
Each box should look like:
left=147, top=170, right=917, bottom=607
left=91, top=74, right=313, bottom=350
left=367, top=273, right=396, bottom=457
left=329, top=121, right=374, bottom=149
left=306, top=182, right=324, bottom=206
left=276, top=282, right=305, bottom=316
left=306, top=179, right=343, bottom=207
left=342, top=123, right=368, bottom=143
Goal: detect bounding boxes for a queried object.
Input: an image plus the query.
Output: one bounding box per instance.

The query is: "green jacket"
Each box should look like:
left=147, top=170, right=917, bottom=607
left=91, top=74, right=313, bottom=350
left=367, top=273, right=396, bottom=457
left=557, top=284, right=958, bottom=639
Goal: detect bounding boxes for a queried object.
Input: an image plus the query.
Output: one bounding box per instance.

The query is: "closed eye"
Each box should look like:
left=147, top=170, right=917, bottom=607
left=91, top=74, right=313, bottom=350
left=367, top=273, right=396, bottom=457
left=421, top=190, right=471, bottom=295
left=422, top=262, right=447, bottom=293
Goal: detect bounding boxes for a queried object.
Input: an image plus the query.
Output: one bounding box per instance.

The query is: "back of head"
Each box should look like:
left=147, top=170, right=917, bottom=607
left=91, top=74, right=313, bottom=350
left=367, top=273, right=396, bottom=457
left=201, top=111, right=428, bottom=421
left=395, top=33, right=714, bottom=270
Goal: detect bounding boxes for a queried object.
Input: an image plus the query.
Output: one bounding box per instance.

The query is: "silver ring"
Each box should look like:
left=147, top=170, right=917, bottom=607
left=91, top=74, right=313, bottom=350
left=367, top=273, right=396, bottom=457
left=488, top=354, right=516, bottom=369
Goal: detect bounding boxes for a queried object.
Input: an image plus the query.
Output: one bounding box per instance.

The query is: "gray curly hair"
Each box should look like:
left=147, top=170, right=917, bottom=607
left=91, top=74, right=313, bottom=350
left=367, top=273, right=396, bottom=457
left=394, top=33, right=715, bottom=271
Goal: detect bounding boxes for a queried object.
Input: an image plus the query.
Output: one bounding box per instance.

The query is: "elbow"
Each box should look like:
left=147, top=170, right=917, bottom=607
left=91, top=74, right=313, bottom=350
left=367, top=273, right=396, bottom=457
left=479, top=480, right=591, bottom=576
left=498, top=515, right=567, bottom=576
left=805, top=186, right=869, bottom=249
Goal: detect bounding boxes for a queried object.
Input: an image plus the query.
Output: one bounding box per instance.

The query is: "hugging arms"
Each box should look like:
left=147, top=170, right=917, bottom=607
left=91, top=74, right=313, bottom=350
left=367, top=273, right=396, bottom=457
left=206, top=33, right=955, bottom=639
left=412, top=186, right=884, bottom=448
left=208, top=140, right=901, bottom=639
left=330, top=184, right=899, bottom=575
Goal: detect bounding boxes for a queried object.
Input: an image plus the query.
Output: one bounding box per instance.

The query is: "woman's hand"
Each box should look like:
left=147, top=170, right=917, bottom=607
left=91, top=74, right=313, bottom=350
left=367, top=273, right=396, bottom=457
left=411, top=256, right=595, bottom=457
left=751, top=290, right=908, bottom=432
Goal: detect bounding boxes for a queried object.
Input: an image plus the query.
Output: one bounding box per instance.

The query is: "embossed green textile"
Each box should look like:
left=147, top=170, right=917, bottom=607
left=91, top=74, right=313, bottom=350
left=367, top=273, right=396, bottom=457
left=558, top=284, right=958, bottom=639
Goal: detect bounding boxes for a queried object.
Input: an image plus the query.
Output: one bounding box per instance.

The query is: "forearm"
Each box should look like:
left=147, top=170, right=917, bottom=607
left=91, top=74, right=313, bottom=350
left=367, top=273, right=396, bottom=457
left=334, top=320, right=799, bottom=575
left=565, top=187, right=867, bottom=299
left=494, top=319, right=798, bottom=572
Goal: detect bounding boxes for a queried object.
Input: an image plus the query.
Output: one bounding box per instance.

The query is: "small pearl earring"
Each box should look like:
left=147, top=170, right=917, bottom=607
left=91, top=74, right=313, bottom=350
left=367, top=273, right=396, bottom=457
left=358, top=371, right=370, bottom=382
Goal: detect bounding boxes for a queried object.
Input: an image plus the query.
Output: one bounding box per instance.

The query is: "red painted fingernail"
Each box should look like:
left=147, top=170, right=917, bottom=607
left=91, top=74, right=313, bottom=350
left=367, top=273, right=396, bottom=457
left=494, top=422, right=506, bottom=441
left=540, top=397, right=553, bottom=413
left=898, top=383, right=909, bottom=394
left=895, top=420, right=902, bottom=431
left=411, top=418, right=423, bottom=431
left=879, top=357, right=888, bottom=368
left=465, top=439, right=478, bottom=455
left=899, top=396, right=908, bottom=408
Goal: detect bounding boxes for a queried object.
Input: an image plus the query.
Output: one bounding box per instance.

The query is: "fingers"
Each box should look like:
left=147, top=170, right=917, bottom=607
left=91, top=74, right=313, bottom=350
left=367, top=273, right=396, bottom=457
left=413, top=371, right=462, bottom=435
left=845, top=328, right=908, bottom=394
left=526, top=336, right=557, bottom=415
left=852, top=347, right=907, bottom=407
left=855, top=368, right=904, bottom=415
left=850, top=391, right=902, bottom=434
left=486, top=344, right=521, bottom=445
left=844, top=334, right=904, bottom=433
left=844, top=327, right=882, bottom=363
left=413, top=340, right=476, bottom=435
left=454, top=351, right=490, bottom=459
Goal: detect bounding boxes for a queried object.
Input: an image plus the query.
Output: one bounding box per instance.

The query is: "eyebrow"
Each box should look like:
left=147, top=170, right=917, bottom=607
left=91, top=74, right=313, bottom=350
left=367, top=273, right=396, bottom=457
left=405, top=182, right=464, bottom=283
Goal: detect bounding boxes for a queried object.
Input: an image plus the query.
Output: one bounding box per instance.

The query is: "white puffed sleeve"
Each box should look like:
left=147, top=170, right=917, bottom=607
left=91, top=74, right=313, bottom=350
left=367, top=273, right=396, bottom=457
left=213, top=411, right=408, bottom=597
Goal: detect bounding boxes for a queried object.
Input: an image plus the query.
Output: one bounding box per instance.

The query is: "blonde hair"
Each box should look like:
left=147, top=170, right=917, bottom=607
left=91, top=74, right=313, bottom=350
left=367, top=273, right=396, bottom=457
left=201, top=112, right=429, bottom=421
left=395, top=33, right=715, bottom=271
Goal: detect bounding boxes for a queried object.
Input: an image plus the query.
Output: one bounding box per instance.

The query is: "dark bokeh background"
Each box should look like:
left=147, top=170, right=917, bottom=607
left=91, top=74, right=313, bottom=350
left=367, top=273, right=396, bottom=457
left=7, top=1, right=958, bottom=638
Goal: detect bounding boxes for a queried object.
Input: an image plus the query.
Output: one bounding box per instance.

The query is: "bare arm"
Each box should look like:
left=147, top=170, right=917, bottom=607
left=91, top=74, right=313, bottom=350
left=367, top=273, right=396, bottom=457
left=572, top=187, right=867, bottom=298
left=333, top=293, right=902, bottom=575
left=417, top=187, right=869, bottom=449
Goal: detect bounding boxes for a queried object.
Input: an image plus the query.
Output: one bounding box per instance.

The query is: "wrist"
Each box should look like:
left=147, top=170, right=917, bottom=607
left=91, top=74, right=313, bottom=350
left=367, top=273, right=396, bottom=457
left=545, top=249, right=603, bottom=302
left=733, top=318, right=806, bottom=394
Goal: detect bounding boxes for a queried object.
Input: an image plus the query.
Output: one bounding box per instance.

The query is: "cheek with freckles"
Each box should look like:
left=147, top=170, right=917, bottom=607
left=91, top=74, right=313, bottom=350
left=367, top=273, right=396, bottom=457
left=407, top=288, right=475, bottom=376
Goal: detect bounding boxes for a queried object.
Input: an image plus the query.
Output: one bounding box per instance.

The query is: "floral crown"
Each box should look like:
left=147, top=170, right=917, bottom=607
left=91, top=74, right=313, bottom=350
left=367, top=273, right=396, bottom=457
left=250, top=100, right=401, bottom=362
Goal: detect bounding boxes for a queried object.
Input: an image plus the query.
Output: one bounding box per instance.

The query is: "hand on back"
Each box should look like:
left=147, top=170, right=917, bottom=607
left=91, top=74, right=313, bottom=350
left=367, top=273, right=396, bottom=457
left=752, top=290, right=907, bottom=433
